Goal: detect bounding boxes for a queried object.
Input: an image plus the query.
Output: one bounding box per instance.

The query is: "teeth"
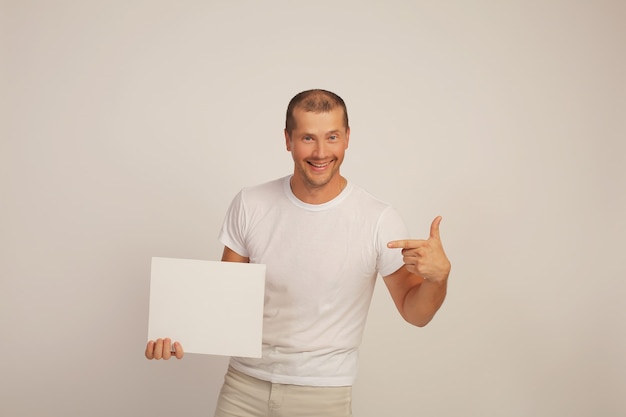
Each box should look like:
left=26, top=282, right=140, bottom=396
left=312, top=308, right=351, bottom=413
left=310, top=161, right=330, bottom=168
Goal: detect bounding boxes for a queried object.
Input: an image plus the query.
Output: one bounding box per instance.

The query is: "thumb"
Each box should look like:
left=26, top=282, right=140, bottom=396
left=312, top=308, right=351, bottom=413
left=430, top=216, right=442, bottom=240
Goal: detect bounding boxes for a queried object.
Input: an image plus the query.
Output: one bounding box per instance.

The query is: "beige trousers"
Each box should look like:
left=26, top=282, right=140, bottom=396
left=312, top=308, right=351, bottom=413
left=213, top=366, right=353, bottom=417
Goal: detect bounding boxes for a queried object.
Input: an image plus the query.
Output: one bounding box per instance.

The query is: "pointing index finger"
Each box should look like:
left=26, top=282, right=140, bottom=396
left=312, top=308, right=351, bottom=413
left=387, top=239, right=426, bottom=249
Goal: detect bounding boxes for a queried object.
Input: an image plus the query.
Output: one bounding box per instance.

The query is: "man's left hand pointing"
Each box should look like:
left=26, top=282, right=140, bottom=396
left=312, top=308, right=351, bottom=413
left=387, top=216, right=451, bottom=283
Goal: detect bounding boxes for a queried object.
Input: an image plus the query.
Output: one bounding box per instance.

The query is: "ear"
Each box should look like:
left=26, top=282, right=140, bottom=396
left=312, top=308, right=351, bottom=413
left=284, top=129, right=292, bottom=151
left=344, top=127, right=350, bottom=149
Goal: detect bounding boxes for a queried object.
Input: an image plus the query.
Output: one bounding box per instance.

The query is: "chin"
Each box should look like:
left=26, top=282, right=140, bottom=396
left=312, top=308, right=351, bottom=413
left=308, top=173, right=336, bottom=188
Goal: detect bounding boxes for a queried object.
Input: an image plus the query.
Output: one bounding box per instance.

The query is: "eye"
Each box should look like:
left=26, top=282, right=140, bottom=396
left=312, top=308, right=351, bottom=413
left=329, top=135, right=338, bottom=141
left=303, top=136, right=313, bottom=142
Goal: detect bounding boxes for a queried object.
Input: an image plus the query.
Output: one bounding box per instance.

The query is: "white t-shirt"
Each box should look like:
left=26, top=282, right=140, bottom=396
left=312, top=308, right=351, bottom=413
left=219, top=175, right=408, bottom=386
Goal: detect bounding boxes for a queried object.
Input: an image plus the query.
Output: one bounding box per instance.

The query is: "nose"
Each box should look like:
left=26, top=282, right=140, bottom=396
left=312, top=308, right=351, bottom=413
left=313, top=140, right=327, bottom=158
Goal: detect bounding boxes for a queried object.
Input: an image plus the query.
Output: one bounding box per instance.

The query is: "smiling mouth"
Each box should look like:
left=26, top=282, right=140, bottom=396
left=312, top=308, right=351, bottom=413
left=308, top=160, right=333, bottom=168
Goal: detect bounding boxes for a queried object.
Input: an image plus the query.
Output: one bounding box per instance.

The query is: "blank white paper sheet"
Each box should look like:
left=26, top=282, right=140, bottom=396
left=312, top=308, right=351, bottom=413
left=148, top=257, right=266, bottom=358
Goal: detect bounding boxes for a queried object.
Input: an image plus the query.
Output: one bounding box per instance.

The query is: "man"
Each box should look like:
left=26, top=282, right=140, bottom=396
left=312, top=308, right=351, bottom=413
left=146, top=89, right=451, bottom=417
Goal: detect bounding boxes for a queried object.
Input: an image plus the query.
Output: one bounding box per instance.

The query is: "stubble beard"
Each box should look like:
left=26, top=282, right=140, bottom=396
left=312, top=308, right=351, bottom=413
left=298, top=160, right=341, bottom=191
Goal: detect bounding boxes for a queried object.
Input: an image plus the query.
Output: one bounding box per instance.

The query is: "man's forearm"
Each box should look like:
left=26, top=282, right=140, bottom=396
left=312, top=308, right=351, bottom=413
left=402, top=278, right=448, bottom=327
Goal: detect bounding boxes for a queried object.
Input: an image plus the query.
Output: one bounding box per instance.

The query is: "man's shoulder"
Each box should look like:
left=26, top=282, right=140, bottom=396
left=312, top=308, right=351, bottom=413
left=348, top=183, right=395, bottom=211
left=239, top=176, right=288, bottom=200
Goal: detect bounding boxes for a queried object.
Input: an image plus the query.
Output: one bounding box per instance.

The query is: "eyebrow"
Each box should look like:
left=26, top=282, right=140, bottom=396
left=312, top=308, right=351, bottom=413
left=302, top=130, right=342, bottom=137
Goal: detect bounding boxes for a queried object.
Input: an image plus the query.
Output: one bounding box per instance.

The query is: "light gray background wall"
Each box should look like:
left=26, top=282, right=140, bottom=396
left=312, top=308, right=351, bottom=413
left=2, top=1, right=625, bottom=416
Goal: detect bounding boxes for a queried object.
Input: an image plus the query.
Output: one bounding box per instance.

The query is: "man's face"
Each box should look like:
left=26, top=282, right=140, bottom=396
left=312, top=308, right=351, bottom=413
left=285, top=107, right=350, bottom=190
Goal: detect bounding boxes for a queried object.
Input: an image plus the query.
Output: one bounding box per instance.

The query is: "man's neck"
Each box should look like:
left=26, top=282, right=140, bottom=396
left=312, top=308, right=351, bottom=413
left=289, top=175, right=347, bottom=205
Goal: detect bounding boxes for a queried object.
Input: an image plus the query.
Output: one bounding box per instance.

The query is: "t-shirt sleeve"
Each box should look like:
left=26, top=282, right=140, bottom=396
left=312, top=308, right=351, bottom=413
left=218, top=190, right=249, bottom=257
left=376, top=206, right=409, bottom=277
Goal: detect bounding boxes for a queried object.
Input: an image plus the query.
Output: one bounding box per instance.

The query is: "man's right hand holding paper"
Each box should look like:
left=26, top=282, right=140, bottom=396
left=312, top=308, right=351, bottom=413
left=145, top=338, right=184, bottom=360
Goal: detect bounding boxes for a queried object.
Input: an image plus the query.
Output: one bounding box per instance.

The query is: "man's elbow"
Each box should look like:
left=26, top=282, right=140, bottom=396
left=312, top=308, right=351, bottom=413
left=403, top=312, right=434, bottom=328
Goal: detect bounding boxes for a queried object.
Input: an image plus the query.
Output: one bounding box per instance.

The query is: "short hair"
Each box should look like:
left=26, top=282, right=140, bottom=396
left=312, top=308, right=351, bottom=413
left=285, top=89, right=349, bottom=135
